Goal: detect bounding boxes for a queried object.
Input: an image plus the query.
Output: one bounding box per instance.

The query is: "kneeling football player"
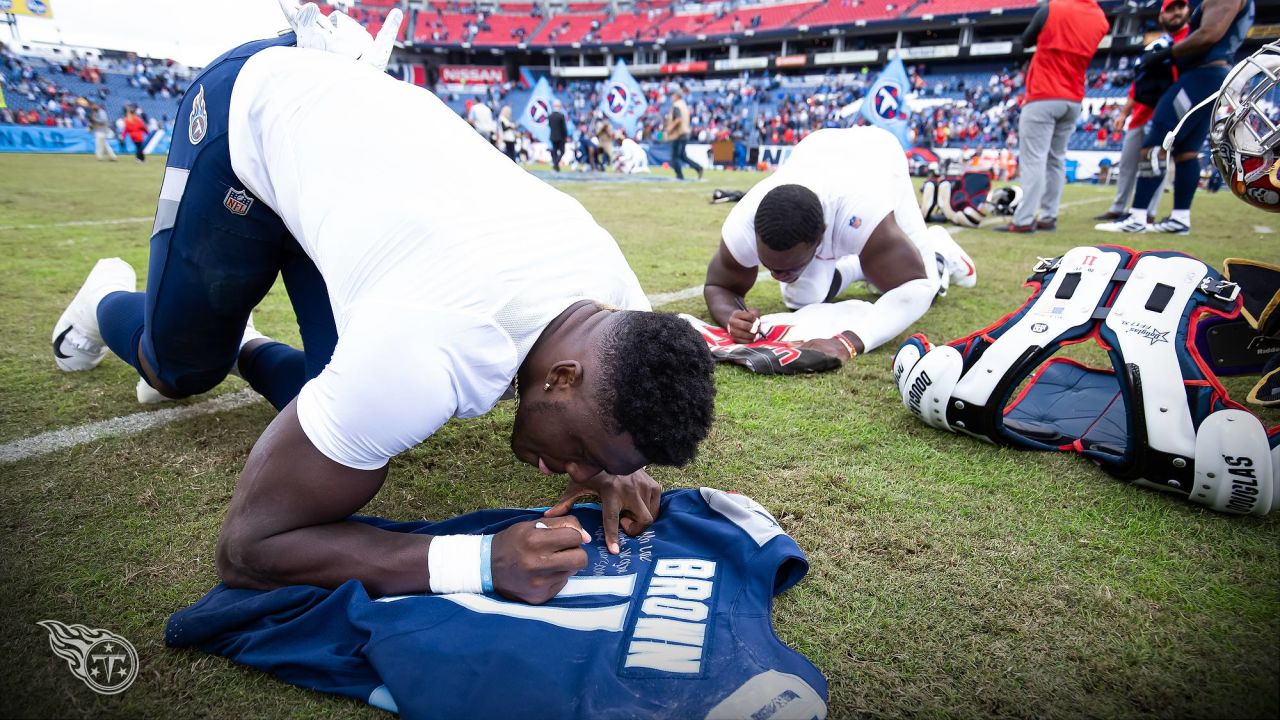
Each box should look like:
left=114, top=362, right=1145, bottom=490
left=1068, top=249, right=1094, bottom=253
left=703, top=126, right=977, bottom=362
left=49, top=5, right=715, bottom=603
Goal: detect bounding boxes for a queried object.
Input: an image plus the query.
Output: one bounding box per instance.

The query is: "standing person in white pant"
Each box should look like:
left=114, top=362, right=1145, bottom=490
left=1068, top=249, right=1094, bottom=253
left=1095, top=0, right=1190, bottom=223
left=997, top=0, right=1110, bottom=234
left=88, top=103, right=117, bottom=162
left=702, top=127, right=978, bottom=364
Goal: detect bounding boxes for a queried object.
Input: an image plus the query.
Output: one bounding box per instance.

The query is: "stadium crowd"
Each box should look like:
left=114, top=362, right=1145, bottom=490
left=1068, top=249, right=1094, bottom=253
left=433, top=57, right=1135, bottom=174
left=0, top=43, right=180, bottom=157
left=3, top=26, right=1141, bottom=169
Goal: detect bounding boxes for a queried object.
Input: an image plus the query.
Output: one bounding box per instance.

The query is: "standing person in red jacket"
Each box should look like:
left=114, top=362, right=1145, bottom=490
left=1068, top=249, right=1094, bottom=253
left=122, top=106, right=147, bottom=163
left=998, top=0, right=1110, bottom=233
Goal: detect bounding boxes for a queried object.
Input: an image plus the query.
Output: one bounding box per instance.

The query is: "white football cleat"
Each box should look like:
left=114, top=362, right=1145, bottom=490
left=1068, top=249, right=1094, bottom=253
left=136, top=377, right=170, bottom=404
left=52, top=258, right=136, bottom=372
left=928, top=225, right=977, bottom=289
left=1094, top=216, right=1149, bottom=233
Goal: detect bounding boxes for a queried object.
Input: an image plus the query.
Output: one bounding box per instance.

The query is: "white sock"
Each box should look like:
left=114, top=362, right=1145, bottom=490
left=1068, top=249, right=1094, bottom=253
left=1127, top=208, right=1147, bottom=225
left=1170, top=209, right=1191, bottom=226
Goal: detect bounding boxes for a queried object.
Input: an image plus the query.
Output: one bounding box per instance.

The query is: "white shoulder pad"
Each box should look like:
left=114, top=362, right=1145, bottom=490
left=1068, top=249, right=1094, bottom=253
left=958, top=205, right=986, bottom=228
left=1105, top=254, right=1208, bottom=460
left=699, top=488, right=785, bottom=547
left=919, top=178, right=938, bottom=218
left=892, top=338, right=928, bottom=397
left=1191, top=409, right=1277, bottom=516
left=705, top=670, right=827, bottom=720
left=899, top=345, right=963, bottom=432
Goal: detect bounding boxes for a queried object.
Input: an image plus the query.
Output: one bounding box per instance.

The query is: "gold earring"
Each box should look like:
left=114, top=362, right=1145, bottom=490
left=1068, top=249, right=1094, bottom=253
left=543, top=383, right=552, bottom=391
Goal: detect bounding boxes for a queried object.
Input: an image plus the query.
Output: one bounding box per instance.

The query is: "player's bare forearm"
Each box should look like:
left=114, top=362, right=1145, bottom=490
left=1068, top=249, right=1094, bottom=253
left=216, top=401, right=416, bottom=595
left=222, top=519, right=432, bottom=596
left=704, top=240, right=758, bottom=328
left=1173, top=0, right=1239, bottom=58
left=704, top=284, right=746, bottom=328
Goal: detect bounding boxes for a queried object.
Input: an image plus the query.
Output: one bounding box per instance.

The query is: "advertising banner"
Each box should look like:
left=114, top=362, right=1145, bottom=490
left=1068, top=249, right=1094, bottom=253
left=439, top=65, right=506, bottom=85
left=0, top=0, right=54, bottom=18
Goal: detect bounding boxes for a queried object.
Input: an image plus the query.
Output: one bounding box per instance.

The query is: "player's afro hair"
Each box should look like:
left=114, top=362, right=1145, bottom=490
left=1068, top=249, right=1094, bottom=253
left=597, top=311, right=716, bottom=467
left=755, top=184, right=824, bottom=252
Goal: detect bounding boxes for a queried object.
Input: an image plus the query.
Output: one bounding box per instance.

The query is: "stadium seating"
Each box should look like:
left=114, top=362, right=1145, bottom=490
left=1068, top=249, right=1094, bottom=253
left=596, top=12, right=664, bottom=42
left=907, top=0, right=1037, bottom=18
left=651, top=9, right=716, bottom=38
left=531, top=13, right=608, bottom=44
left=696, top=1, right=821, bottom=37
left=801, top=0, right=905, bottom=27
left=414, top=10, right=476, bottom=43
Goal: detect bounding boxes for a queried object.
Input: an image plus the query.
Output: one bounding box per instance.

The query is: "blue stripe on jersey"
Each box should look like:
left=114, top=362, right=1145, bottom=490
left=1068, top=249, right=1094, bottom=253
left=166, top=489, right=828, bottom=719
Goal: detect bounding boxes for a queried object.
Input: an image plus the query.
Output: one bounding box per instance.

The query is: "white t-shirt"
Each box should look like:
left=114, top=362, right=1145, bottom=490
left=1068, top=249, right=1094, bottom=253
left=228, top=48, right=648, bottom=470
left=467, top=102, right=495, bottom=135
left=720, top=127, right=909, bottom=268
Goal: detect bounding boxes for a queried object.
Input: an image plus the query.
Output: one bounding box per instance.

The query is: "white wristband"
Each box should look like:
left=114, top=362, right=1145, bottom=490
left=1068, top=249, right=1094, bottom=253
left=427, top=535, right=485, bottom=595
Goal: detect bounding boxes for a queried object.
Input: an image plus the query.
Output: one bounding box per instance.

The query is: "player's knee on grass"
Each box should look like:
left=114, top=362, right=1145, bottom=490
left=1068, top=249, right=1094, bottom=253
left=138, top=332, right=239, bottom=399
left=215, top=523, right=272, bottom=590
left=148, top=364, right=231, bottom=400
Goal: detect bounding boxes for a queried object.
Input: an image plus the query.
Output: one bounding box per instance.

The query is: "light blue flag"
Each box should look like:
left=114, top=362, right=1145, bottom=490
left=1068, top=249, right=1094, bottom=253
left=519, top=76, right=556, bottom=144
left=860, top=56, right=913, bottom=149
left=598, top=60, right=648, bottom=136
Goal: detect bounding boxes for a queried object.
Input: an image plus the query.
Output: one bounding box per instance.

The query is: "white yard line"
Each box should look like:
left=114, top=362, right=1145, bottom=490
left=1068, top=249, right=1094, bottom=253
left=0, top=202, right=1075, bottom=463
left=0, top=217, right=152, bottom=231
left=0, top=389, right=261, bottom=463
left=0, top=274, right=769, bottom=463
left=1254, top=225, right=1273, bottom=234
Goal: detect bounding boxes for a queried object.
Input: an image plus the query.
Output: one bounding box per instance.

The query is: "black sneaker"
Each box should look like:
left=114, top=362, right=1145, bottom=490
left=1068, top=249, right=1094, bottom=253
left=710, top=189, right=744, bottom=204
left=1093, top=210, right=1127, bottom=221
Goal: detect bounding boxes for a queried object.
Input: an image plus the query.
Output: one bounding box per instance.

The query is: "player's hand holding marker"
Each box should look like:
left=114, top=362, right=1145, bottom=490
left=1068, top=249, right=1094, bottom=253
left=278, top=0, right=403, bottom=72
left=486, top=518, right=592, bottom=605
left=543, top=469, right=662, bottom=556
left=727, top=297, right=767, bottom=344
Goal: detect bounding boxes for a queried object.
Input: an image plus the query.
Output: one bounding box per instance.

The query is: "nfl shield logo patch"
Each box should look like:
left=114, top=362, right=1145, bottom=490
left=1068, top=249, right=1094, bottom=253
left=223, top=188, right=253, bottom=216
left=188, top=85, right=208, bottom=145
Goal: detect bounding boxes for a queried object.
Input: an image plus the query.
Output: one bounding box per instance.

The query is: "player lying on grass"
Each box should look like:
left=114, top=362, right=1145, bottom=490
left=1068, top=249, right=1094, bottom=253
left=703, top=127, right=978, bottom=362
left=50, top=7, right=715, bottom=604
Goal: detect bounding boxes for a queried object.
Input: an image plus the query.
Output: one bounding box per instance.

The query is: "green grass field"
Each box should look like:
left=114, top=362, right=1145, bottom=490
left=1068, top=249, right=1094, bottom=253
left=1, top=153, right=1277, bottom=719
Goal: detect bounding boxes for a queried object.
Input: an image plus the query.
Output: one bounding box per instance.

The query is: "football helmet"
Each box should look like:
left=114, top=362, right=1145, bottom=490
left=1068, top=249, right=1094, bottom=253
left=1208, top=41, right=1280, bottom=212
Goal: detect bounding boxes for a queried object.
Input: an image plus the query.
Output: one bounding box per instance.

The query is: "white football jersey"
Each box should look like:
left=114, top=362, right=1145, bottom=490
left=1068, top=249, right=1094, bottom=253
left=720, top=127, right=926, bottom=269
left=228, top=47, right=648, bottom=470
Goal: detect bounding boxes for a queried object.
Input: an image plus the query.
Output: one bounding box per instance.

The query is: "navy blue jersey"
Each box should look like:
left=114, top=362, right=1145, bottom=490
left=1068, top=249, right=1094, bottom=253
left=167, top=489, right=828, bottom=720
left=1177, top=0, right=1253, bottom=71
